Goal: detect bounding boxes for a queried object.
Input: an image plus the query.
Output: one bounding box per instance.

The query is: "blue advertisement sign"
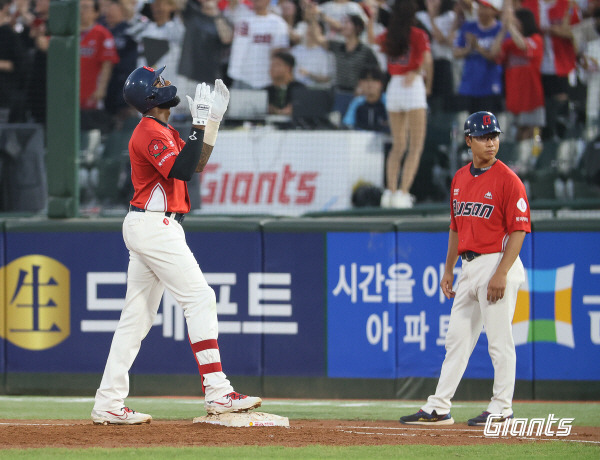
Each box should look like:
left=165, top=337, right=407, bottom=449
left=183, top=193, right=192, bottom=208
left=2, top=224, right=598, bottom=384
left=262, top=233, right=326, bottom=376
left=3, top=231, right=128, bottom=373
left=2, top=228, right=317, bottom=377
left=327, top=231, right=535, bottom=381
left=327, top=232, right=397, bottom=378
left=528, top=232, right=600, bottom=380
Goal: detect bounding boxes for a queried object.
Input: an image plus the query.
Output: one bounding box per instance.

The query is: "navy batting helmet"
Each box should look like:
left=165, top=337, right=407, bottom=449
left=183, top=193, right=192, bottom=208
left=123, top=66, right=178, bottom=114
left=463, top=111, right=502, bottom=137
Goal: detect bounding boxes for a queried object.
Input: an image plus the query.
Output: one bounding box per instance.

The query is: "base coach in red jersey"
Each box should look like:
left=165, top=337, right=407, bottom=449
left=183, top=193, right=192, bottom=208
left=400, top=111, right=530, bottom=427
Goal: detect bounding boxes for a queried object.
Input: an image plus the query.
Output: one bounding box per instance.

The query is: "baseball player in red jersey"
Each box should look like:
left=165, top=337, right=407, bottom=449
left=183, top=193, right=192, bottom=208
left=91, top=66, right=261, bottom=425
left=400, top=111, right=530, bottom=426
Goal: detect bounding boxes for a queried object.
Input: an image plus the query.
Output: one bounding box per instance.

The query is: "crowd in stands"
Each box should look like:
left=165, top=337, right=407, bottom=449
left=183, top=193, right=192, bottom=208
left=1, top=0, right=599, bottom=208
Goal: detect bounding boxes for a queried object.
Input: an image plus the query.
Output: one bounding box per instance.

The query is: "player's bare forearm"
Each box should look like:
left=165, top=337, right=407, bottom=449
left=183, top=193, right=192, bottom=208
left=441, top=230, right=459, bottom=299
left=444, top=229, right=459, bottom=273
left=495, top=230, right=526, bottom=276
left=195, top=143, right=214, bottom=173
left=487, top=230, right=526, bottom=302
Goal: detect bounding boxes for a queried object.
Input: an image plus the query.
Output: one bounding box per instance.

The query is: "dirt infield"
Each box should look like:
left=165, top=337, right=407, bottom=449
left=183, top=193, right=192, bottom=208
left=1, top=419, right=599, bottom=448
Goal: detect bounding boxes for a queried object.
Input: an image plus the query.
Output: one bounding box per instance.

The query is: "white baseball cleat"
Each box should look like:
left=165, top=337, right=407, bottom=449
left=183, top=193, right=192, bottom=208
left=91, top=406, right=152, bottom=425
left=204, top=391, right=262, bottom=415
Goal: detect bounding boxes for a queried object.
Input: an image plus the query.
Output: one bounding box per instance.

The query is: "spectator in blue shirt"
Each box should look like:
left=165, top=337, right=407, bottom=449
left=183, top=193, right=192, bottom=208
left=453, top=0, right=504, bottom=114
left=343, top=66, right=389, bottom=133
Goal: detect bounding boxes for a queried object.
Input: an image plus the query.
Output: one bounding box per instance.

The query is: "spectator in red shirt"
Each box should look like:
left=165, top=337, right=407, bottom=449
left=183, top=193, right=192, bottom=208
left=491, top=2, right=545, bottom=142
left=80, top=0, right=119, bottom=129
left=490, top=1, right=545, bottom=184
left=520, top=0, right=580, bottom=139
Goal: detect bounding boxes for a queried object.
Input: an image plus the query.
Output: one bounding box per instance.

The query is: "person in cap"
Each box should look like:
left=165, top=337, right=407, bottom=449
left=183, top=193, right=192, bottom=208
left=399, top=111, right=531, bottom=426
left=91, top=66, right=262, bottom=425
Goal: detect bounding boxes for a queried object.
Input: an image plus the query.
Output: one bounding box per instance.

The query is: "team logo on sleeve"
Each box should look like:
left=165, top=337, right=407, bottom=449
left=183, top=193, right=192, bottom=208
left=148, top=139, right=167, bottom=158
left=517, top=198, right=527, bottom=212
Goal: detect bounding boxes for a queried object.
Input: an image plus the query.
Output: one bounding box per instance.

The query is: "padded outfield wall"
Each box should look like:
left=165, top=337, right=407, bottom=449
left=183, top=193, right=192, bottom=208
left=0, top=216, right=599, bottom=400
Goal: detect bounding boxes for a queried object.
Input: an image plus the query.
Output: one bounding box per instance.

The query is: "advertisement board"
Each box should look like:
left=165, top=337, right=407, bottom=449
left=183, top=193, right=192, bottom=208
left=327, top=232, right=535, bottom=381
left=327, top=231, right=397, bottom=378
left=197, top=130, right=385, bottom=216
left=1, top=222, right=598, bottom=385
left=1, top=225, right=326, bottom=377
left=262, top=232, right=326, bottom=376
left=528, top=232, right=600, bottom=380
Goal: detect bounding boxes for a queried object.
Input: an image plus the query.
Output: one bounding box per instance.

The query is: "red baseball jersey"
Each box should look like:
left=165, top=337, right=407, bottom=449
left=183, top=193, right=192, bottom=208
left=129, top=117, right=190, bottom=213
left=500, top=34, right=544, bottom=113
left=377, top=27, right=430, bottom=75
left=521, top=0, right=579, bottom=77
left=449, top=160, right=531, bottom=255
left=80, top=24, right=119, bottom=109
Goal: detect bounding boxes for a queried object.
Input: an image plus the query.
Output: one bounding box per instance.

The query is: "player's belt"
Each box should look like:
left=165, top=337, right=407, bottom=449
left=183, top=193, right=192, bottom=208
left=461, top=251, right=481, bottom=262
left=129, top=204, right=185, bottom=223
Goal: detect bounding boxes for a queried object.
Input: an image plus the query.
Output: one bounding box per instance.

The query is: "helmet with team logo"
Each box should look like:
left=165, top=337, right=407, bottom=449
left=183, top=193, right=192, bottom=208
left=463, top=111, right=502, bottom=137
left=123, top=66, right=178, bottom=114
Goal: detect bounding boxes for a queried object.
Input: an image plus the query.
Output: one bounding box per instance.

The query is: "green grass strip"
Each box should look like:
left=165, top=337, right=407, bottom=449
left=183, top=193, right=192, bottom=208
left=0, top=397, right=598, bottom=426
left=0, top=444, right=599, bottom=459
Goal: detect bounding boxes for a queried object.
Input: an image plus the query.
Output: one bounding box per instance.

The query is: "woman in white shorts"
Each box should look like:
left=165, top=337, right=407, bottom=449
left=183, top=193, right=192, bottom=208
left=374, top=0, right=432, bottom=208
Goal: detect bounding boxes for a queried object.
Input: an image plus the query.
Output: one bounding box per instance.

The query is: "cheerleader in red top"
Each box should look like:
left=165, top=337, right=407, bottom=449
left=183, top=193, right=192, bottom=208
left=375, top=0, right=432, bottom=208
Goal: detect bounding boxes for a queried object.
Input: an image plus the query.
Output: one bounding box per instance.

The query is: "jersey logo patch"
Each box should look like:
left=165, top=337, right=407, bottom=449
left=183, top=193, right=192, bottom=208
left=517, top=197, right=528, bottom=212
left=454, top=188, right=459, bottom=196
left=453, top=200, right=494, bottom=219
left=148, top=139, right=167, bottom=158
left=163, top=218, right=169, bottom=225
left=189, top=130, right=197, bottom=141
left=484, top=191, right=492, bottom=199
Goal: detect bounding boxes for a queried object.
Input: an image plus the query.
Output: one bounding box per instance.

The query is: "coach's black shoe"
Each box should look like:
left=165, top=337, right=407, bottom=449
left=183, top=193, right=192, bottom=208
left=468, top=411, right=514, bottom=426
left=399, top=409, right=454, bottom=425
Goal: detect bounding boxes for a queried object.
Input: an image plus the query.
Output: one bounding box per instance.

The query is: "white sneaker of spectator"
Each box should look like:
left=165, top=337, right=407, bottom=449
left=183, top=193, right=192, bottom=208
left=392, top=190, right=414, bottom=208
left=380, top=189, right=393, bottom=208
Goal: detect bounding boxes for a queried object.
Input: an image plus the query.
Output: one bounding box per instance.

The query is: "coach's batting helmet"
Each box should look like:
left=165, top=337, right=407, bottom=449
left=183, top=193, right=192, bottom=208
left=463, top=111, right=502, bottom=137
left=123, top=66, right=178, bottom=114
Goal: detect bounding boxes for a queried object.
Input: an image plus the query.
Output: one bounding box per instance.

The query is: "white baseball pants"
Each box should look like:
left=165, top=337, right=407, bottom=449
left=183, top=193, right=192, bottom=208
left=94, top=211, right=234, bottom=411
left=422, top=253, right=525, bottom=417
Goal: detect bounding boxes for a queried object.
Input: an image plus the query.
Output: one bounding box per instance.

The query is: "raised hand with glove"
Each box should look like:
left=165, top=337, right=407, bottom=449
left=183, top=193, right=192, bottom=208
left=186, top=82, right=213, bottom=127
left=204, top=79, right=230, bottom=146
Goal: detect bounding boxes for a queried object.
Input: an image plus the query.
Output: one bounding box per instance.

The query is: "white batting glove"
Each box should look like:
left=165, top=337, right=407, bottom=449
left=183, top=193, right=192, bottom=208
left=186, top=82, right=213, bottom=126
left=208, top=79, right=230, bottom=123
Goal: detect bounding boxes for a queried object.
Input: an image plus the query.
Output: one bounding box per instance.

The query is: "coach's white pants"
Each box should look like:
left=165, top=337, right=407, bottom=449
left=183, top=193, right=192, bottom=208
left=94, top=211, right=234, bottom=411
left=422, top=253, right=525, bottom=418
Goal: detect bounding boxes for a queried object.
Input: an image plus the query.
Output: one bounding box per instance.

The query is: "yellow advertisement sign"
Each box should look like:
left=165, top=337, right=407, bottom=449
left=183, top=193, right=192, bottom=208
left=0, top=255, right=70, bottom=350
